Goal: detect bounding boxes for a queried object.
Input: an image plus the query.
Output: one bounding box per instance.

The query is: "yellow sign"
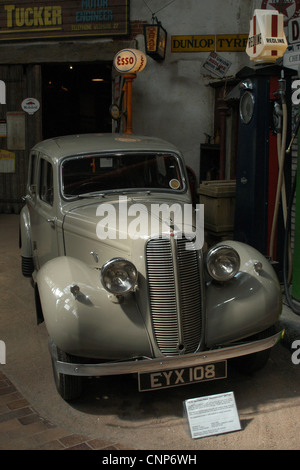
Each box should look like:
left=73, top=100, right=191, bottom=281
left=171, top=35, right=215, bottom=52
left=216, top=35, right=248, bottom=52
left=0, top=149, right=15, bottom=173
left=0, top=1, right=129, bottom=41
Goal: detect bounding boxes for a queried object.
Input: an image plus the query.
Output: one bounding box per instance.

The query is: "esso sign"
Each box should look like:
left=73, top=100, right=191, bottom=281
left=113, top=49, right=147, bottom=74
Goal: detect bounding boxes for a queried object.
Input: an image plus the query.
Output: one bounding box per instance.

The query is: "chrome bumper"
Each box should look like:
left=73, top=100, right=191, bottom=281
left=50, top=330, right=284, bottom=377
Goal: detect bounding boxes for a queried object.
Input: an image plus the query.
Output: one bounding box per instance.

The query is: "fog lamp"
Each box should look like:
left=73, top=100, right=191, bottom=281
left=206, top=245, right=240, bottom=282
left=101, top=258, right=138, bottom=294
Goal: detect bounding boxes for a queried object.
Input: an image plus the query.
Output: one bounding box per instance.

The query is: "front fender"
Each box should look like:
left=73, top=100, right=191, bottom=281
left=36, top=256, right=152, bottom=360
left=205, top=241, right=282, bottom=346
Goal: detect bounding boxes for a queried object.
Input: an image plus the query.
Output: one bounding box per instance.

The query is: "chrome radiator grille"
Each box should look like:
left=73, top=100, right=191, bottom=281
left=146, top=237, right=203, bottom=356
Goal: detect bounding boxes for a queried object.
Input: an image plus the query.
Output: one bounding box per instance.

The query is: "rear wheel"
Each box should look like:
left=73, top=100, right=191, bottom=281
left=51, top=346, right=83, bottom=401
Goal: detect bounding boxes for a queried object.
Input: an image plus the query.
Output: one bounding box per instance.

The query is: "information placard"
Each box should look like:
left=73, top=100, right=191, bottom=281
left=184, top=391, right=241, bottom=439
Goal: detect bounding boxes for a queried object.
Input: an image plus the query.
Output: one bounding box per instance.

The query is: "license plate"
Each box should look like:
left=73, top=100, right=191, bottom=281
left=138, top=360, right=227, bottom=391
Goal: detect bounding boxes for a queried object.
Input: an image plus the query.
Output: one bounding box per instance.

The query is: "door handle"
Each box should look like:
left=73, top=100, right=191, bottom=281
left=47, top=218, right=56, bottom=228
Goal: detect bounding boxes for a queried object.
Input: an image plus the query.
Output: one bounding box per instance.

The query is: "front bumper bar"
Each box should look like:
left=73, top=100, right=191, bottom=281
left=50, top=330, right=284, bottom=377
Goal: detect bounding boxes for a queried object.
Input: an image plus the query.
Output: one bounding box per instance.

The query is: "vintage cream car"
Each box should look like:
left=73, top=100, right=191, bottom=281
left=20, top=133, right=283, bottom=400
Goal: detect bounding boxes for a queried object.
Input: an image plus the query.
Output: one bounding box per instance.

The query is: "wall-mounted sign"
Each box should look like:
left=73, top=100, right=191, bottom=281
left=113, top=49, right=147, bottom=74
left=171, top=34, right=248, bottom=53
left=203, top=51, right=232, bottom=77
left=0, top=0, right=129, bottom=42
left=0, top=119, right=6, bottom=137
left=283, top=43, right=300, bottom=70
left=216, top=34, right=248, bottom=51
left=0, top=80, right=5, bottom=104
left=261, top=0, right=300, bottom=28
left=7, top=112, right=25, bottom=150
left=0, top=149, right=15, bottom=173
left=246, top=9, right=288, bottom=62
left=21, top=98, right=40, bottom=115
left=109, top=103, right=120, bottom=120
left=288, top=17, right=300, bottom=43
left=172, top=35, right=215, bottom=52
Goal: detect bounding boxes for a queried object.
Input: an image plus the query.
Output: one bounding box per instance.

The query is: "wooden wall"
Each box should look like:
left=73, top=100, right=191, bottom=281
left=0, top=65, right=42, bottom=213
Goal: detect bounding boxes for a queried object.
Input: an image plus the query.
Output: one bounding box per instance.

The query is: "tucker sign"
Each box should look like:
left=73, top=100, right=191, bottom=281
left=0, top=0, right=129, bottom=41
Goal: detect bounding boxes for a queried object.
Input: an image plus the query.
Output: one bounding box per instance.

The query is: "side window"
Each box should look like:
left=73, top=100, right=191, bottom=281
left=28, top=152, right=37, bottom=195
left=39, top=158, right=54, bottom=206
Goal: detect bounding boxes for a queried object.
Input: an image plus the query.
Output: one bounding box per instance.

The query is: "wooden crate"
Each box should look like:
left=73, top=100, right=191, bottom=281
left=197, top=180, right=236, bottom=233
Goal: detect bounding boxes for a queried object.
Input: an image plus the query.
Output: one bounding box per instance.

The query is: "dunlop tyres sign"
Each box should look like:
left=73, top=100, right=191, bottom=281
left=171, top=34, right=248, bottom=52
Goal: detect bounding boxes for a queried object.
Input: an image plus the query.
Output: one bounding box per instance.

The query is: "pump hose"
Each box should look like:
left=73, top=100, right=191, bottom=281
left=269, top=101, right=288, bottom=259
left=283, top=170, right=300, bottom=315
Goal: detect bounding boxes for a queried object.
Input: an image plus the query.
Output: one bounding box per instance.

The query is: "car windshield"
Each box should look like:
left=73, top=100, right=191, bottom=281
left=61, top=152, right=185, bottom=197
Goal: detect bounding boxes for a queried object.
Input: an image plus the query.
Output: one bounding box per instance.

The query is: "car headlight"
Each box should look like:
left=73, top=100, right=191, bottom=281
left=101, top=258, right=138, bottom=294
left=206, top=245, right=240, bottom=282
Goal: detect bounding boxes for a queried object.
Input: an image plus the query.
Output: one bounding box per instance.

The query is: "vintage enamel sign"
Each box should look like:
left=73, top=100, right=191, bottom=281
left=246, top=9, right=288, bottom=62
left=21, top=97, right=40, bottom=115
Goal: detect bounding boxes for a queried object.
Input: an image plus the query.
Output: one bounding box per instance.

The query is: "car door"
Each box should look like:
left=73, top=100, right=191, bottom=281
left=29, top=154, right=59, bottom=269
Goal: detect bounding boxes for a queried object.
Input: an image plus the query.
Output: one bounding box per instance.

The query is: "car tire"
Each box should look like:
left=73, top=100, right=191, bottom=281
left=233, top=348, right=271, bottom=374
left=231, top=326, right=276, bottom=374
left=51, top=346, right=83, bottom=401
left=21, top=256, right=34, bottom=277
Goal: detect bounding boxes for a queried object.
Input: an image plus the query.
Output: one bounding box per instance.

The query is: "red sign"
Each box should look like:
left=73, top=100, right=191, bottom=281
left=261, top=0, right=300, bottom=26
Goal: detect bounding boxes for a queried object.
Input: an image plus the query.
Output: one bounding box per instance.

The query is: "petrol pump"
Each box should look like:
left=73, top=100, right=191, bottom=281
left=234, top=63, right=293, bottom=267
left=235, top=9, right=300, bottom=312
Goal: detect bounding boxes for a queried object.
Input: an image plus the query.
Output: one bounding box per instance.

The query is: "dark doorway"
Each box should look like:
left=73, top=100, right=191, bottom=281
left=42, top=62, right=112, bottom=139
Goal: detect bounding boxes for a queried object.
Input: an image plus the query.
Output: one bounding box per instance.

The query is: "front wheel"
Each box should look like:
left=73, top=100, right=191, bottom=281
left=232, top=348, right=271, bottom=374
left=231, top=326, right=277, bottom=374
left=51, top=346, right=83, bottom=401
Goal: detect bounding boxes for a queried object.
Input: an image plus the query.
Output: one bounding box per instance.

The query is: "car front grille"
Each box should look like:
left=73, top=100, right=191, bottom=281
left=146, top=237, right=203, bottom=356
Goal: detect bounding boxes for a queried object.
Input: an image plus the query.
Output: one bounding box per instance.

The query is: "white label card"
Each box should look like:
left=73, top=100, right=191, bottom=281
left=184, top=391, right=241, bottom=439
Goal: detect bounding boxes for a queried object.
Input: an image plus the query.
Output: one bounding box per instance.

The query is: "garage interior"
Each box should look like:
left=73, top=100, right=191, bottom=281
left=42, top=62, right=113, bottom=139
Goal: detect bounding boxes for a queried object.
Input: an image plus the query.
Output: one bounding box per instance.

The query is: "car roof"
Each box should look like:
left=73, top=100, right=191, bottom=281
left=32, top=133, right=181, bottom=161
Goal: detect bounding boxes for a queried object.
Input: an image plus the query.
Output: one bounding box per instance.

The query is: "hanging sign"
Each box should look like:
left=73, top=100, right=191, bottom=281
left=113, top=49, right=147, bottom=74
left=246, top=9, right=288, bottom=62
left=21, top=98, right=40, bottom=115
left=144, top=23, right=167, bottom=60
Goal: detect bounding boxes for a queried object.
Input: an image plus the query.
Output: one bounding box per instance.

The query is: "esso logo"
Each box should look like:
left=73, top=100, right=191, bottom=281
left=113, top=49, right=147, bottom=74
